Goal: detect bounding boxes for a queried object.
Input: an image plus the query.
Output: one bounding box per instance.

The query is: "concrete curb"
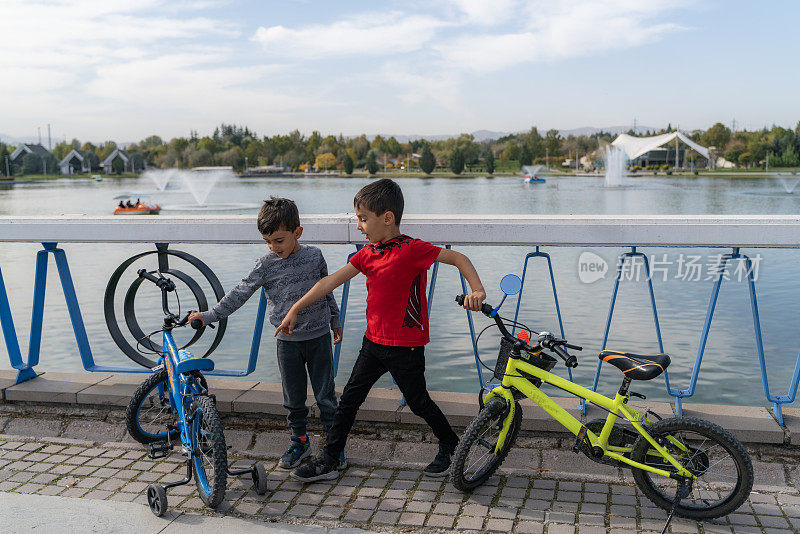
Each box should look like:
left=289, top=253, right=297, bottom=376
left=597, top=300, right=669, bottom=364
left=0, top=370, right=795, bottom=446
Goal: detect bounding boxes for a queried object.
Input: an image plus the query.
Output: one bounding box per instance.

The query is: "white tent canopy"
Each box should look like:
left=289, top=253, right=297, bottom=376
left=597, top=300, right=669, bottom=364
left=611, top=131, right=710, bottom=160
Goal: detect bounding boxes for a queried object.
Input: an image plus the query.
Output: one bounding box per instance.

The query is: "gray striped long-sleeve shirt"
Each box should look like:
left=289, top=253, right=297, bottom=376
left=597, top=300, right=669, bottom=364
left=201, top=245, right=340, bottom=341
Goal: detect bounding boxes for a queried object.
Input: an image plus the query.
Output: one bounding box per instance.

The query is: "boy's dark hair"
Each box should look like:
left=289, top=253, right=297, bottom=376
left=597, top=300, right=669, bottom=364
left=353, top=178, right=404, bottom=224
left=257, top=197, right=300, bottom=235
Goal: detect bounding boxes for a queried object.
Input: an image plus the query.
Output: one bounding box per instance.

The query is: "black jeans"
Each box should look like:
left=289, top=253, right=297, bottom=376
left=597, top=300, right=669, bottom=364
left=324, top=337, right=458, bottom=460
left=276, top=333, right=338, bottom=436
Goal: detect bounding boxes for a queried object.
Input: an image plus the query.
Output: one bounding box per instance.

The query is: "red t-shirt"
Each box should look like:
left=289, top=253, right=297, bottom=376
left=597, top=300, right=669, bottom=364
left=349, top=234, right=441, bottom=347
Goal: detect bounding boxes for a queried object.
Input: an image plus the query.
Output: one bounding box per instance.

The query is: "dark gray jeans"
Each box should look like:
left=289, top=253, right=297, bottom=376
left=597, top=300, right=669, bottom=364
left=276, top=333, right=338, bottom=437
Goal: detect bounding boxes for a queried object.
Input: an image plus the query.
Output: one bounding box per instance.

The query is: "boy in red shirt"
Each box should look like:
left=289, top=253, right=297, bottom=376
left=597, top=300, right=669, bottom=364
left=276, top=178, right=486, bottom=481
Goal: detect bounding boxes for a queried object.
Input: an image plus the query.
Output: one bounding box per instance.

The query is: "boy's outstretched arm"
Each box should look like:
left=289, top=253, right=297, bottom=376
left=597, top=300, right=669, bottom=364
left=275, top=263, right=360, bottom=337
left=436, top=248, right=486, bottom=311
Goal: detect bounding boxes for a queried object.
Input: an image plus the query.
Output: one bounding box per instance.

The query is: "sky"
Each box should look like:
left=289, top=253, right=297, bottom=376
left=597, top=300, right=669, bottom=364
left=2, top=0, right=799, bottom=143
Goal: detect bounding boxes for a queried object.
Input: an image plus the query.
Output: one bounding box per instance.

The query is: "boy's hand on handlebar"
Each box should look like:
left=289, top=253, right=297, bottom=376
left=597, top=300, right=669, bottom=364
left=332, top=327, right=343, bottom=345
left=462, top=289, right=486, bottom=311
left=188, top=312, right=204, bottom=327
left=275, top=310, right=297, bottom=338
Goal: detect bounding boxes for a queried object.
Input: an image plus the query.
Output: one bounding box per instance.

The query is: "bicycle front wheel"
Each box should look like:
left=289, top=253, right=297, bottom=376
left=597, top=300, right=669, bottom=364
left=125, top=369, right=178, bottom=444
left=630, top=416, right=753, bottom=520
left=451, top=397, right=521, bottom=491
left=190, top=396, right=228, bottom=508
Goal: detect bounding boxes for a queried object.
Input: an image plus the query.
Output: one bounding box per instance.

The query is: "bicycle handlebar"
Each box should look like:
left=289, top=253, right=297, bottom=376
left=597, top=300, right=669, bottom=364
left=455, top=294, right=581, bottom=368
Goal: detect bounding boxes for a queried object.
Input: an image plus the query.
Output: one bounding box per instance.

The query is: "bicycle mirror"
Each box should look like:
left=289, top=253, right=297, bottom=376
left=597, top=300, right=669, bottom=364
left=500, top=274, right=522, bottom=296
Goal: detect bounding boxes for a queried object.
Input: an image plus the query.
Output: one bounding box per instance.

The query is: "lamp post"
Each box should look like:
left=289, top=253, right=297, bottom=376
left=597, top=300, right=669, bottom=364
left=245, top=156, right=248, bottom=173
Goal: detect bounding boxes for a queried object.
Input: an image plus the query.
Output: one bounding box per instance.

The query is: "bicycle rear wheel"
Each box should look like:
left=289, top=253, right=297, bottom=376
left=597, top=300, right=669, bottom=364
left=125, top=369, right=178, bottom=444
left=190, top=396, right=228, bottom=508
left=630, top=416, right=753, bottom=520
left=451, top=397, right=521, bottom=491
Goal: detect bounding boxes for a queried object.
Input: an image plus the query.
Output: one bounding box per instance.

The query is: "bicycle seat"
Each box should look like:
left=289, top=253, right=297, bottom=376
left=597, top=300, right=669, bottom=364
left=599, top=350, right=670, bottom=381
left=175, top=350, right=214, bottom=375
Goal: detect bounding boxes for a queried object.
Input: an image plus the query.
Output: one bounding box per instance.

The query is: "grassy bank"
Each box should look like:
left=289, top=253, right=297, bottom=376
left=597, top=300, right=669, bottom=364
left=1, top=173, right=140, bottom=180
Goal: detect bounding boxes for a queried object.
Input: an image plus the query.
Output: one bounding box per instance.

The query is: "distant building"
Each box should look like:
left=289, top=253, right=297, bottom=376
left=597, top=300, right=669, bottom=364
left=245, top=164, right=287, bottom=175
left=101, top=148, right=144, bottom=173
left=101, top=148, right=129, bottom=173
left=8, top=143, right=55, bottom=172
left=59, top=149, right=94, bottom=175
left=9, top=143, right=53, bottom=168
left=190, top=166, right=234, bottom=172
left=611, top=131, right=711, bottom=167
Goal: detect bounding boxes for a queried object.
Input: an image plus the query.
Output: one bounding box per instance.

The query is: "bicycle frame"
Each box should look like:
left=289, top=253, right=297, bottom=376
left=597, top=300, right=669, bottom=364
left=157, top=328, right=206, bottom=451
left=484, top=352, right=696, bottom=481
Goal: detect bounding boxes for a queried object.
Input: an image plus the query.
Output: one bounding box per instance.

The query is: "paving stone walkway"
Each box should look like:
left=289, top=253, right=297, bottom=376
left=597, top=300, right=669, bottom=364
left=2, top=413, right=800, bottom=533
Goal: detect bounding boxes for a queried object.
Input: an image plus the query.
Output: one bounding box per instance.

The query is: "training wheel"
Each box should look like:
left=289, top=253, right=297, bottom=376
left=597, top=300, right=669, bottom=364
left=252, top=462, right=268, bottom=495
left=147, top=484, right=168, bottom=516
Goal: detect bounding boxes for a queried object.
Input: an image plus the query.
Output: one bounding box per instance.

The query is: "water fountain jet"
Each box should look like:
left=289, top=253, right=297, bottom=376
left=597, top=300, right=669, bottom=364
left=604, top=146, right=628, bottom=188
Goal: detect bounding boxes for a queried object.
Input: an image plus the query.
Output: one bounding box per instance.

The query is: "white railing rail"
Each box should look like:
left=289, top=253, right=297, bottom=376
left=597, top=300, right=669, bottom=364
left=2, top=214, right=800, bottom=247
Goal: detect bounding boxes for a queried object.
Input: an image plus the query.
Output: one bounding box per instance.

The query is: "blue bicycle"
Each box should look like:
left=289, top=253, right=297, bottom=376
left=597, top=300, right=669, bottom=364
left=124, top=269, right=267, bottom=516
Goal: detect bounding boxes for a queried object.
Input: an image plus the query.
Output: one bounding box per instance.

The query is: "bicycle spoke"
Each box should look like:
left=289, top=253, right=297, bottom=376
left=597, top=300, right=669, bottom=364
left=464, top=420, right=501, bottom=480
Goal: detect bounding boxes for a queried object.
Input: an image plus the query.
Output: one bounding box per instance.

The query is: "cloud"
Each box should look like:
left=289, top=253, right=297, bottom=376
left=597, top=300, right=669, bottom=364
left=252, top=11, right=448, bottom=58
left=436, top=0, right=687, bottom=73
left=446, top=0, right=521, bottom=25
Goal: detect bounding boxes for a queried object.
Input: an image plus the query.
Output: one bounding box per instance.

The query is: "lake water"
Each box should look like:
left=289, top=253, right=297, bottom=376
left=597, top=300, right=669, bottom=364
left=2, top=173, right=800, bottom=409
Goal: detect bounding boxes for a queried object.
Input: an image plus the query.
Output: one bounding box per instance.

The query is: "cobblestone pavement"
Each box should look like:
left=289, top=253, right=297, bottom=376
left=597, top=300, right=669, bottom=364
left=1, top=414, right=800, bottom=533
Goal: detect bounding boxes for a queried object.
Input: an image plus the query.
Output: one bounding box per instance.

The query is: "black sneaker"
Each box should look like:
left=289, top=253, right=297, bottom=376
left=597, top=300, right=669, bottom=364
left=291, top=452, right=338, bottom=483
left=424, top=446, right=453, bottom=477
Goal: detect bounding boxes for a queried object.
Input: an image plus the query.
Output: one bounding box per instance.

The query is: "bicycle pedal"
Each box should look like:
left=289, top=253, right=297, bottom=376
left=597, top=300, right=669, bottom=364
left=148, top=441, right=173, bottom=459
left=572, top=426, right=588, bottom=453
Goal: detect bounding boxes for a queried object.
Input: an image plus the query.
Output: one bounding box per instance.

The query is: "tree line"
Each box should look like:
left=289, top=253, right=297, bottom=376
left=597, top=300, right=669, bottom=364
left=3, top=121, right=800, bottom=178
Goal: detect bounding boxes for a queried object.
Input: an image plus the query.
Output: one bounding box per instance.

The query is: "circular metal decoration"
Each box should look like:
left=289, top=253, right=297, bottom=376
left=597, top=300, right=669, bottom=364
left=104, top=243, right=227, bottom=368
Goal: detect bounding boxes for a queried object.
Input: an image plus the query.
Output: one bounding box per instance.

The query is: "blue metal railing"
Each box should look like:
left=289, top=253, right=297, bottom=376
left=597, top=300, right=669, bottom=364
left=583, top=247, right=668, bottom=414
left=667, top=248, right=800, bottom=424
left=4, top=241, right=800, bottom=428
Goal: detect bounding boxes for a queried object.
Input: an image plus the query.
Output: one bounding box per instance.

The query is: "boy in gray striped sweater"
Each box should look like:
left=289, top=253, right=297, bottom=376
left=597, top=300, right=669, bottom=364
left=188, top=197, right=344, bottom=470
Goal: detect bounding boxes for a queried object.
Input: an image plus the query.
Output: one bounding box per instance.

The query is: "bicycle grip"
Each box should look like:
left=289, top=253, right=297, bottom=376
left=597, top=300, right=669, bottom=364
left=454, top=295, right=493, bottom=316
left=190, top=318, right=203, bottom=329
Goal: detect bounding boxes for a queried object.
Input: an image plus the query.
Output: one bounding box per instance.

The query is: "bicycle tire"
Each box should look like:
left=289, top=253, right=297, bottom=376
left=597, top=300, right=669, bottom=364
left=190, top=396, right=228, bottom=508
left=125, top=370, right=179, bottom=444
left=452, top=397, right=521, bottom=491
left=630, top=416, right=753, bottom=520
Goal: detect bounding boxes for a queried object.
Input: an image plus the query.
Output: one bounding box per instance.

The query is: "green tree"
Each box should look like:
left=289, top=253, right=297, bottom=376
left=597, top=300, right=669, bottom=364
left=220, top=146, right=244, bottom=169
left=386, top=137, right=402, bottom=157
left=366, top=151, right=379, bottom=175
left=52, top=142, right=72, bottom=160
left=519, top=146, right=533, bottom=167
left=315, top=152, right=336, bottom=171
left=351, top=135, right=370, bottom=160
left=343, top=153, right=354, bottom=175
left=738, top=152, right=754, bottom=168
left=85, top=152, right=100, bottom=171
left=21, top=153, right=42, bottom=175
left=0, top=144, right=8, bottom=176
left=196, top=137, right=218, bottom=154
left=370, top=135, right=387, bottom=154
left=782, top=144, right=800, bottom=167
left=502, top=140, right=521, bottom=162
left=449, top=147, right=465, bottom=175
left=484, top=149, right=495, bottom=175
left=725, top=146, right=744, bottom=165
left=701, top=123, right=732, bottom=150
left=544, top=129, right=561, bottom=159
left=419, top=145, right=435, bottom=175
left=112, top=156, right=124, bottom=174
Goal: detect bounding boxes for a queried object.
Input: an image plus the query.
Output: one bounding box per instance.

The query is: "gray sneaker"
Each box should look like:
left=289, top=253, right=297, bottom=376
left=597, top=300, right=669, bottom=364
left=291, top=452, right=338, bottom=483
left=279, top=436, right=311, bottom=469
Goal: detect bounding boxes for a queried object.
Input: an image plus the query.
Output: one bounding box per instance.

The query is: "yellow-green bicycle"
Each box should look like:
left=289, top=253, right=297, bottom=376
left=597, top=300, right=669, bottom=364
left=452, top=274, right=753, bottom=526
